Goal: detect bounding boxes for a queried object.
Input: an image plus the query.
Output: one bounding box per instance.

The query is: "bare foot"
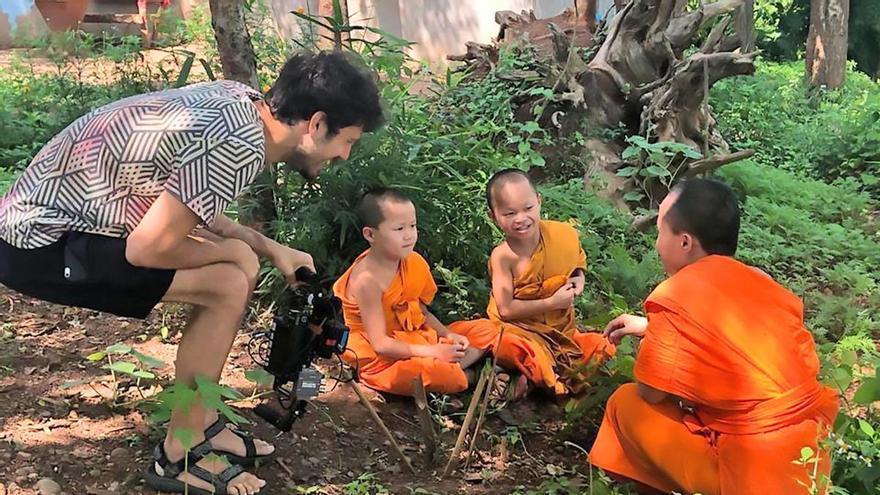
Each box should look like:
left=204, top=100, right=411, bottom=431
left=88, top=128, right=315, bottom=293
left=510, top=373, right=530, bottom=400
left=491, top=370, right=530, bottom=405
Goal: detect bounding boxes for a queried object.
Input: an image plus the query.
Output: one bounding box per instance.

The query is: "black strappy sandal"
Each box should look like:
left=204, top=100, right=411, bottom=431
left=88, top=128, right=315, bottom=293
left=143, top=440, right=255, bottom=495
left=204, top=417, right=274, bottom=467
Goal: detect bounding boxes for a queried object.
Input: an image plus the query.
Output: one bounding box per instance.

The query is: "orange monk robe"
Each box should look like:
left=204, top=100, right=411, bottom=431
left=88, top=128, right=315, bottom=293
left=488, top=220, right=616, bottom=395
left=589, top=255, right=839, bottom=495
left=333, top=251, right=501, bottom=396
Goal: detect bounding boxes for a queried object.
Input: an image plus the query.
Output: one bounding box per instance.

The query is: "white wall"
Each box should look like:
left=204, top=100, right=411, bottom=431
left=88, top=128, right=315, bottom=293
left=269, top=0, right=620, bottom=68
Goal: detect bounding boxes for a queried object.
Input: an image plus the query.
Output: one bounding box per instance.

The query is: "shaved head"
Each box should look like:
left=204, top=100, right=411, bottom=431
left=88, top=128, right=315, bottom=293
left=665, top=178, right=740, bottom=256
left=356, top=187, right=413, bottom=228
left=486, top=168, right=537, bottom=210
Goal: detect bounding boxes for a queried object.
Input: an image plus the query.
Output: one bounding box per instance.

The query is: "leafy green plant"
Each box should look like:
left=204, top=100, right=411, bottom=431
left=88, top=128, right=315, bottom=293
left=712, top=61, right=880, bottom=198
left=344, top=473, right=390, bottom=495
left=86, top=343, right=164, bottom=404
left=616, top=135, right=703, bottom=205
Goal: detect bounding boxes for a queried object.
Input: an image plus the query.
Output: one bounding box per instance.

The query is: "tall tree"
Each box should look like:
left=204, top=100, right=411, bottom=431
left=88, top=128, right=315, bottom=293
left=209, top=0, right=260, bottom=89
left=805, top=0, right=850, bottom=89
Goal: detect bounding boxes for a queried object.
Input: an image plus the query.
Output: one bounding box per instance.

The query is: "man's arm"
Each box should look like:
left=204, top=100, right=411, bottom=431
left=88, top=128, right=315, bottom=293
left=209, top=214, right=315, bottom=283
left=208, top=214, right=279, bottom=259
left=490, top=248, right=572, bottom=320
left=126, top=192, right=254, bottom=270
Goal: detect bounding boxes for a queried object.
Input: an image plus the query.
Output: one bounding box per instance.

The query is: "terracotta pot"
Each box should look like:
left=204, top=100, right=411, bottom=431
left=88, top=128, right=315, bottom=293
left=34, top=0, right=90, bottom=32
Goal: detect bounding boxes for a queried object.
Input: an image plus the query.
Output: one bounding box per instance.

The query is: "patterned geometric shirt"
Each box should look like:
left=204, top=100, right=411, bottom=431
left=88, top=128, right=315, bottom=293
left=0, top=80, right=266, bottom=249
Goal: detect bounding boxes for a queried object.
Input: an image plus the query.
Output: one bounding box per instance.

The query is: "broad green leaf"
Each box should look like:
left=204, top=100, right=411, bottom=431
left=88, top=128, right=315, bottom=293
left=158, top=382, right=198, bottom=415
left=616, top=166, right=640, bottom=177
left=626, top=135, right=649, bottom=147
left=174, top=53, right=195, bottom=88
left=859, top=419, right=876, bottom=437
left=623, top=191, right=645, bottom=202
left=517, top=141, right=531, bottom=155
left=620, top=147, right=641, bottom=160
left=827, top=366, right=853, bottom=390
left=645, top=165, right=671, bottom=177
left=159, top=326, right=169, bottom=340
left=104, top=361, right=137, bottom=374
left=860, top=173, right=880, bottom=186
left=86, top=351, right=106, bottom=362
left=530, top=154, right=546, bottom=167
left=130, top=349, right=165, bottom=370
left=841, top=349, right=858, bottom=367
left=521, top=121, right=541, bottom=134
left=173, top=428, right=195, bottom=451
left=648, top=151, right=666, bottom=166
left=106, top=343, right=132, bottom=354
left=132, top=370, right=156, bottom=380
left=245, top=368, right=274, bottom=387
left=680, top=147, right=703, bottom=159
left=854, top=378, right=880, bottom=405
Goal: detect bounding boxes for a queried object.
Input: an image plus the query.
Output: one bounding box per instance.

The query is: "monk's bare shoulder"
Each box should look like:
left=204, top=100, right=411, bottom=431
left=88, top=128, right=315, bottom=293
left=490, top=243, right=517, bottom=272
left=348, top=263, right=382, bottom=303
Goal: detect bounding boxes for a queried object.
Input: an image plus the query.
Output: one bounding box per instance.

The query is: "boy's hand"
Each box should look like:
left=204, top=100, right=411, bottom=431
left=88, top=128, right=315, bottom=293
left=568, top=274, right=586, bottom=296
left=604, top=314, right=648, bottom=345
left=431, top=343, right=467, bottom=362
left=446, top=333, right=470, bottom=350
left=549, top=283, right=577, bottom=310
left=269, top=245, right=315, bottom=285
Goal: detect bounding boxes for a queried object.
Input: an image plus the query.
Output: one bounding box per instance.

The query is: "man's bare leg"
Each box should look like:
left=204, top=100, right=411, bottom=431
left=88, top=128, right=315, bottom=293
left=158, top=258, right=269, bottom=494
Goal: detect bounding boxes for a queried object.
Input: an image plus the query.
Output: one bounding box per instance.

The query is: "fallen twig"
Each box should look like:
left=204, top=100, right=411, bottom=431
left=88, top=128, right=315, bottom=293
left=350, top=381, right=416, bottom=475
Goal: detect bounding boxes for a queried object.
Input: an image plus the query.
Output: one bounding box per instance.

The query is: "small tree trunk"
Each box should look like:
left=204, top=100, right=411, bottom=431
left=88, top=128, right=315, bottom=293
left=209, top=0, right=273, bottom=229
left=575, top=0, right=598, bottom=34
left=805, top=0, right=850, bottom=90
left=318, top=0, right=350, bottom=50
left=209, top=0, right=260, bottom=89
left=735, top=0, right=755, bottom=52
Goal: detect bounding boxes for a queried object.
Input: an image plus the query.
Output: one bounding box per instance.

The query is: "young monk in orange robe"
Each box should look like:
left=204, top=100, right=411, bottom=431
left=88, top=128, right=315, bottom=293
left=332, top=187, right=500, bottom=396
left=589, top=178, right=839, bottom=495
left=485, top=169, right=616, bottom=396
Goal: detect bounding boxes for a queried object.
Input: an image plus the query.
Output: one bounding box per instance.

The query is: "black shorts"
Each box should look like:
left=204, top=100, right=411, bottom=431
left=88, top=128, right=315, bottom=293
left=0, top=232, right=176, bottom=319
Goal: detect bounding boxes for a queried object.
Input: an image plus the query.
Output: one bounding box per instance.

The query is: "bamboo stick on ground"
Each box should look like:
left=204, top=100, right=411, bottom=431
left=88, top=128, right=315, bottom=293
left=350, top=381, right=416, bottom=474
left=463, top=366, right=496, bottom=470
left=413, top=374, right=438, bottom=465
left=464, top=328, right=506, bottom=470
left=443, top=363, right=491, bottom=477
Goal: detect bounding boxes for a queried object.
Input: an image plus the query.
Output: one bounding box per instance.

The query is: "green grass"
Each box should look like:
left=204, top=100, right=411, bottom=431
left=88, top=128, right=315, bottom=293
left=0, top=168, right=15, bottom=195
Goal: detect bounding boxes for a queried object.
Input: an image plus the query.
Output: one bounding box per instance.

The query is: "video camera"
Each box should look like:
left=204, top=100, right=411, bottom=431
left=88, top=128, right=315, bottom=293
left=248, top=267, right=350, bottom=432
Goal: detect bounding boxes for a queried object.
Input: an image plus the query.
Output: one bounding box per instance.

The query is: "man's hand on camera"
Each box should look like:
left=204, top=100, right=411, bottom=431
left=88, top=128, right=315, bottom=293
left=270, top=246, right=315, bottom=285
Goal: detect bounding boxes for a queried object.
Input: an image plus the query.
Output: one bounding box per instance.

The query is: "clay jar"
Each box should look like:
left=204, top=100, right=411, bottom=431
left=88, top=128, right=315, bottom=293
left=34, top=0, right=89, bottom=31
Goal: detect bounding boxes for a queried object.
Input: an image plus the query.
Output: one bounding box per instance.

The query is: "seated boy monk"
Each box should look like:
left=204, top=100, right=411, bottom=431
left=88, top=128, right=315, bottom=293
left=486, top=169, right=616, bottom=397
left=333, top=187, right=501, bottom=396
left=589, top=178, right=839, bottom=495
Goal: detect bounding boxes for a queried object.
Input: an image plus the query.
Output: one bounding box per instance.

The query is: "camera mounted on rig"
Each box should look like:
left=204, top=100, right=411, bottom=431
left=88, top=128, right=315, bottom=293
left=248, top=267, right=350, bottom=432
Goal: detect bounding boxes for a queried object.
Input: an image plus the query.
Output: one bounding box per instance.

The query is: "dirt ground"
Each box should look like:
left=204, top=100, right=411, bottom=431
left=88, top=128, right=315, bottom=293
left=0, top=286, right=596, bottom=495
